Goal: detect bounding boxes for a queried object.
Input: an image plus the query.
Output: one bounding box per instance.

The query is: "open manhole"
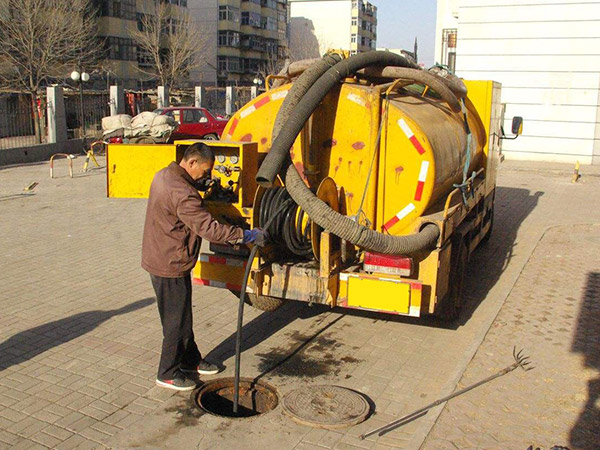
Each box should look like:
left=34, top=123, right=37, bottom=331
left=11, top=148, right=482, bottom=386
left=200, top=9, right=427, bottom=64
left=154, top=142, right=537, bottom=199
left=282, top=385, right=371, bottom=429
left=192, top=377, right=279, bottom=418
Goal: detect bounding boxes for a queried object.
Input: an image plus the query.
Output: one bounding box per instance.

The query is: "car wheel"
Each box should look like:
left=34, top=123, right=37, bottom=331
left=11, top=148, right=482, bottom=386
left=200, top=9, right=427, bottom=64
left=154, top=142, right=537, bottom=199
left=203, top=134, right=219, bottom=140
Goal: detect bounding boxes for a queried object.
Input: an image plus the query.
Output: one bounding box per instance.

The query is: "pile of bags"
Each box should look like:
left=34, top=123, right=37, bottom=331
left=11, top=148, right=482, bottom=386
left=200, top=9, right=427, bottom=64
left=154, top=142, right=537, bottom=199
left=101, top=112, right=177, bottom=142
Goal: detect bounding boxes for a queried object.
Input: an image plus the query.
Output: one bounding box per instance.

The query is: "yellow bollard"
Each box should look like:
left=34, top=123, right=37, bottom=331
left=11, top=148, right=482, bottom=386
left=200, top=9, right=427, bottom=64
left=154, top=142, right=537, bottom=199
left=572, top=161, right=580, bottom=183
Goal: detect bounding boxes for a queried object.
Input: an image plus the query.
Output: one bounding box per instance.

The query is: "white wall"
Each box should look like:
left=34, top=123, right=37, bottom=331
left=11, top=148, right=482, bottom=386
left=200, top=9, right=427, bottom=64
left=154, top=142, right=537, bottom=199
left=437, top=0, right=600, bottom=164
left=289, top=0, right=352, bottom=59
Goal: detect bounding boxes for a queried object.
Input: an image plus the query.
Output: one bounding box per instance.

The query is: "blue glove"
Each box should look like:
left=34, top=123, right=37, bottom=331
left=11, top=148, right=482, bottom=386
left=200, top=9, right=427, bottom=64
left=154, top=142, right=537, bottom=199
left=243, top=228, right=268, bottom=247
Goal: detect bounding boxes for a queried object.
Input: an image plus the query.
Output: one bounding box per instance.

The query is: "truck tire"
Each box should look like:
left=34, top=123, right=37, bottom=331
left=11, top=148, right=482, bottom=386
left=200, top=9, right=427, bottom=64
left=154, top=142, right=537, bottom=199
left=245, top=293, right=286, bottom=312
left=436, top=237, right=467, bottom=322
left=481, top=204, right=494, bottom=245
left=203, top=133, right=219, bottom=140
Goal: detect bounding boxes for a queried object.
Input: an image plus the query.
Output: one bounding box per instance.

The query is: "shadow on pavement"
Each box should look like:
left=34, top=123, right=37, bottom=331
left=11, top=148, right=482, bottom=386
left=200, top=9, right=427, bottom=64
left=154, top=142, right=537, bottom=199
left=570, top=271, right=600, bottom=449
left=457, top=187, right=544, bottom=326
left=205, top=300, right=326, bottom=364
left=0, top=297, right=154, bottom=372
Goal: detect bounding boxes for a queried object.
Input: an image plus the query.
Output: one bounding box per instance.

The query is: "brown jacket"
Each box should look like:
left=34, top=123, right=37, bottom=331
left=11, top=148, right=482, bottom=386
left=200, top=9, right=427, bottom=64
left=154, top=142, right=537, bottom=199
left=141, top=162, right=243, bottom=277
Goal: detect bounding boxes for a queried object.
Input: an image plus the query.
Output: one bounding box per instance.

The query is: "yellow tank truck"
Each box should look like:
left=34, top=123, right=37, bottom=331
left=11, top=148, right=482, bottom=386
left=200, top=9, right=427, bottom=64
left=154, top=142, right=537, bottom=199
left=107, top=51, right=522, bottom=321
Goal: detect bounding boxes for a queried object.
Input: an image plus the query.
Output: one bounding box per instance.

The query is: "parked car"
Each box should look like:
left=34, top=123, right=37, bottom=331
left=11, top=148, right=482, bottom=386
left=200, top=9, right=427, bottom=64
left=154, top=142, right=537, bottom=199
left=154, top=107, right=228, bottom=141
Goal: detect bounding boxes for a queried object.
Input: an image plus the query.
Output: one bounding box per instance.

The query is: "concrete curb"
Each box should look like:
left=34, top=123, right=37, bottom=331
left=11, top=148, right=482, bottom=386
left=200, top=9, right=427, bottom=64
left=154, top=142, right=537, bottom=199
left=0, top=139, right=85, bottom=167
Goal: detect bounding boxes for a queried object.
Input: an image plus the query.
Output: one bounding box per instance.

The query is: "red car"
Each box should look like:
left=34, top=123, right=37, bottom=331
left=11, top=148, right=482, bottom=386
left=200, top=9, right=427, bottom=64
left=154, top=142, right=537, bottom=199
left=154, top=107, right=228, bottom=140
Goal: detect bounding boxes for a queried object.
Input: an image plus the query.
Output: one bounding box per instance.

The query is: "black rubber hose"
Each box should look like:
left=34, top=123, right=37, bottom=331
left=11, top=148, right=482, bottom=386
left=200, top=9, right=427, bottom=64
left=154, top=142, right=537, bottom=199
left=260, top=51, right=440, bottom=255
left=256, top=53, right=343, bottom=186
left=233, top=199, right=293, bottom=414
left=256, top=51, right=419, bottom=188
left=359, top=67, right=462, bottom=113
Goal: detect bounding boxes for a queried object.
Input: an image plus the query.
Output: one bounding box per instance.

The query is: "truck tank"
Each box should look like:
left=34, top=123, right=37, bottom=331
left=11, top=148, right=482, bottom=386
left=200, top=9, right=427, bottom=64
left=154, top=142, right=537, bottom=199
left=222, top=80, right=486, bottom=236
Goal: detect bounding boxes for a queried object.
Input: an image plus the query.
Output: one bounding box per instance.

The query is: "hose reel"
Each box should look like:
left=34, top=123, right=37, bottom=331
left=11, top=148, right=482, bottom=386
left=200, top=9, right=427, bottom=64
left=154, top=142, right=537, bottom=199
left=253, top=177, right=342, bottom=262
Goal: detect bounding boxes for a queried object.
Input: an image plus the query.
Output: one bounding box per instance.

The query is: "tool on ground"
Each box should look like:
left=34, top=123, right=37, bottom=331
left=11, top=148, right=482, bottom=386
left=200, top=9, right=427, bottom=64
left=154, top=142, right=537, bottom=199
left=23, top=182, right=38, bottom=192
left=233, top=200, right=293, bottom=414
left=359, top=347, right=534, bottom=440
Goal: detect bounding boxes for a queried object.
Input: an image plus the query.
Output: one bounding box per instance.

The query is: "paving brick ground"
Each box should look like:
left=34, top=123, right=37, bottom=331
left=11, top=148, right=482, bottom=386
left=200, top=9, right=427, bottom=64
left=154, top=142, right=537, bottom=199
left=422, top=224, right=600, bottom=450
left=0, top=156, right=599, bottom=449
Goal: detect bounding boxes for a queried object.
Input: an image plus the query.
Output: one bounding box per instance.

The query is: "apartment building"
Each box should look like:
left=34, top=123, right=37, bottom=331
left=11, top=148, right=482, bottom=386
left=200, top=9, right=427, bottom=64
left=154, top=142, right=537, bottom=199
left=289, top=0, right=377, bottom=60
left=92, top=0, right=189, bottom=88
left=189, top=0, right=290, bottom=86
left=436, top=0, right=600, bottom=165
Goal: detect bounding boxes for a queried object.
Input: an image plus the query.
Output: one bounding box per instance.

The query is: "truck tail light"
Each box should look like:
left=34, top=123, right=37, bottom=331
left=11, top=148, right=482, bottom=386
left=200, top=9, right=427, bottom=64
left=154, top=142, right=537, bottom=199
left=363, top=252, right=413, bottom=276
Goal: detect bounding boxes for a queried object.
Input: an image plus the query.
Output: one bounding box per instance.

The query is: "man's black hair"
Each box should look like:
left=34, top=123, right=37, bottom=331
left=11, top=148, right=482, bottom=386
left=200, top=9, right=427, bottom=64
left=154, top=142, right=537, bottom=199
left=182, top=143, right=215, bottom=163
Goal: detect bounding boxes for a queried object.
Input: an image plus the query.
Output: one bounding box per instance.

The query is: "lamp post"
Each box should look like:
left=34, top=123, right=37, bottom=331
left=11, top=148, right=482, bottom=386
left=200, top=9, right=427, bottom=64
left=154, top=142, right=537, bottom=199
left=252, top=77, right=263, bottom=99
left=70, top=70, right=89, bottom=137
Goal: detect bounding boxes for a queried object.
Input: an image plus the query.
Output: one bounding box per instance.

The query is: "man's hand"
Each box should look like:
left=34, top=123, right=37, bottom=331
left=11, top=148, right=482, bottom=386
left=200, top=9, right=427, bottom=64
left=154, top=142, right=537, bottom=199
left=243, top=228, right=269, bottom=247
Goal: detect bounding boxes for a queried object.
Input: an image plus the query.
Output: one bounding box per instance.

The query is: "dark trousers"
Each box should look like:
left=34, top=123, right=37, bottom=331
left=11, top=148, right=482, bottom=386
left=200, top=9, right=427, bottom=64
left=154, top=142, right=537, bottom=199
left=150, top=274, right=201, bottom=380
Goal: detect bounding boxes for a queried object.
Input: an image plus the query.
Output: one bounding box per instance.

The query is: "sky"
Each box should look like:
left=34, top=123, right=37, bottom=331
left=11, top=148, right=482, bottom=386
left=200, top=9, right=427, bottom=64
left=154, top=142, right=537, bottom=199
left=374, top=0, right=438, bottom=67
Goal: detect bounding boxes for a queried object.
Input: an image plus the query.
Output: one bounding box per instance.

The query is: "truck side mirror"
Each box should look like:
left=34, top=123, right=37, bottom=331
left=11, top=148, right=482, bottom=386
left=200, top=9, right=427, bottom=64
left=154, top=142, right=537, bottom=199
left=511, top=116, right=523, bottom=136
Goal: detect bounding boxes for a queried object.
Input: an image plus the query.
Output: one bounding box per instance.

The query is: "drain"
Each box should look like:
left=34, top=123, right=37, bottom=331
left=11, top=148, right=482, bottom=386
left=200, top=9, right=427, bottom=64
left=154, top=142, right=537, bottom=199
left=192, top=377, right=279, bottom=418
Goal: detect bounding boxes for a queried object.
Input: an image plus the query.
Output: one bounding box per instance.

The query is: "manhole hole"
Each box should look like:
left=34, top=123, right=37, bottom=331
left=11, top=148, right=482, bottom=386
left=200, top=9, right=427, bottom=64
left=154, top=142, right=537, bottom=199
left=192, top=377, right=279, bottom=418
left=282, top=385, right=371, bottom=429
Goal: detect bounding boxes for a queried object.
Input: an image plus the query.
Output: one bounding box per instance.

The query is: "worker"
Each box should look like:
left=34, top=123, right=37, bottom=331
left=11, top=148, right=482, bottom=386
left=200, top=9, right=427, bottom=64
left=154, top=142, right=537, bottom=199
left=142, top=142, right=266, bottom=391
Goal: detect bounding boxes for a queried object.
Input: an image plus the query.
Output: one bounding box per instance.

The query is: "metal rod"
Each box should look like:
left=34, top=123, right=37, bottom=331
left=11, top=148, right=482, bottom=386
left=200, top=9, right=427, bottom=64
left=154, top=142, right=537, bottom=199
left=359, top=347, right=534, bottom=440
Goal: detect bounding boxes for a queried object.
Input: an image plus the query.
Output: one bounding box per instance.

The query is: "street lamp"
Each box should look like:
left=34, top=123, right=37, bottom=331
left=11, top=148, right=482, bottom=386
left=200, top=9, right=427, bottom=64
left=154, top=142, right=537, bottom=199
left=252, top=77, right=263, bottom=86
left=70, top=70, right=89, bottom=137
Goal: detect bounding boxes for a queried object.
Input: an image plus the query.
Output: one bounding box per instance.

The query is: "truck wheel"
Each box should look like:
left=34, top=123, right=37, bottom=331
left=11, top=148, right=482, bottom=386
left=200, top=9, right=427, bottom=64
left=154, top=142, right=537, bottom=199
left=203, top=134, right=219, bottom=140
left=481, top=204, right=494, bottom=245
left=245, top=293, right=286, bottom=312
left=436, top=237, right=467, bottom=322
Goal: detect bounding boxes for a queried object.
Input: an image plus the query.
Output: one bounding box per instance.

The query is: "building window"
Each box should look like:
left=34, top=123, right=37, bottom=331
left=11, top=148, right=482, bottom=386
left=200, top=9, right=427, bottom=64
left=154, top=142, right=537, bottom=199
left=261, top=0, right=276, bottom=8
left=351, top=34, right=356, bottom=43
left=104, top=37, right=136, bottom=61
left=261, top=16, right=277, bottom=31
left=219, top=5, right=240, bottom=22
left=242, top=11, right=262, bottom=27
left=218, top=56, right=241, bottom=74
left=218, top=30, right=240, bottom=48
left=93, top=0, right=136, bottom=20
left=351, top=19, right=357, bottom=26
left=441, top=28, right=457, bottom=72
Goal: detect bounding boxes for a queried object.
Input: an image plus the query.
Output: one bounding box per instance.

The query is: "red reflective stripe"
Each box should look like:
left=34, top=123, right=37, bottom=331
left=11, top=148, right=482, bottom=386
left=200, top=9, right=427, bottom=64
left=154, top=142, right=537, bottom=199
left=383, top=215, right=400, bottom=231
left=229, top=117, right=239, bottom=134
left=255, top=96, right=271, bottom=108
left=208, top=255, right=227, bottom=265
left=414, top=181, right=425, bottom=201
left=193, top=278, right=210, bottom=286
left=409, top=135, right=425, bottom=155
left=410, top=283, right=422, bottom=290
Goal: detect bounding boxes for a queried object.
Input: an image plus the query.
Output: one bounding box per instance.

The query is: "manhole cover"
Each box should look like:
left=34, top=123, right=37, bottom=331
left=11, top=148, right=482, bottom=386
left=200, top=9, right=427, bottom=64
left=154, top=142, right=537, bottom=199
left=191, top=377, right=279, bottom=418
left=282, top=385, right=371, bottom=429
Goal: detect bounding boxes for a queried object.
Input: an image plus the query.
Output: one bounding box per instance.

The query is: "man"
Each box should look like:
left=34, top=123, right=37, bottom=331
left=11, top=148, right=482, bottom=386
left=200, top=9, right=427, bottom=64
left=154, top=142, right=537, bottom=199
left=142, top=142, right=264, bottom=391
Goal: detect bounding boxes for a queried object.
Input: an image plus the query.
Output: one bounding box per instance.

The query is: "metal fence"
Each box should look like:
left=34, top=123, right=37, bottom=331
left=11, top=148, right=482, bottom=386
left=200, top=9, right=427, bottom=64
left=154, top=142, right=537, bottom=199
left=0, top=93, right=47, bottom=150
left=64, top=91, right=110, bottom=139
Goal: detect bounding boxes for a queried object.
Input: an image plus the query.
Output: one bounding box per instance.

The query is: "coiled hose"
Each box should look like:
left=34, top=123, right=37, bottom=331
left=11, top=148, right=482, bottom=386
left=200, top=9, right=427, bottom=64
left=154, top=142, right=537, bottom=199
left=258, top=187, right=312, bottom=258
left=257, top=51, right=440, bottom=255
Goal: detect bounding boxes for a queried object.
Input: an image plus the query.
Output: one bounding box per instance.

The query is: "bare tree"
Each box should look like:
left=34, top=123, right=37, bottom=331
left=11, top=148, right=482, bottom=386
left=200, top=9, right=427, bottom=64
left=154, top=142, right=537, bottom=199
left=0, top=0, right=99, bottom=142
left=131, top=2, right=207, bottom=89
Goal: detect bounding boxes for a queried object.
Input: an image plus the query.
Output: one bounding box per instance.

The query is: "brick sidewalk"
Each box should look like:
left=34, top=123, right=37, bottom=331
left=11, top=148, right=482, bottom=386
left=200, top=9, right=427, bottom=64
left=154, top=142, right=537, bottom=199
left=422, top=224, right=600, bottom=450
left=1, top=156, right=599, bottom=449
